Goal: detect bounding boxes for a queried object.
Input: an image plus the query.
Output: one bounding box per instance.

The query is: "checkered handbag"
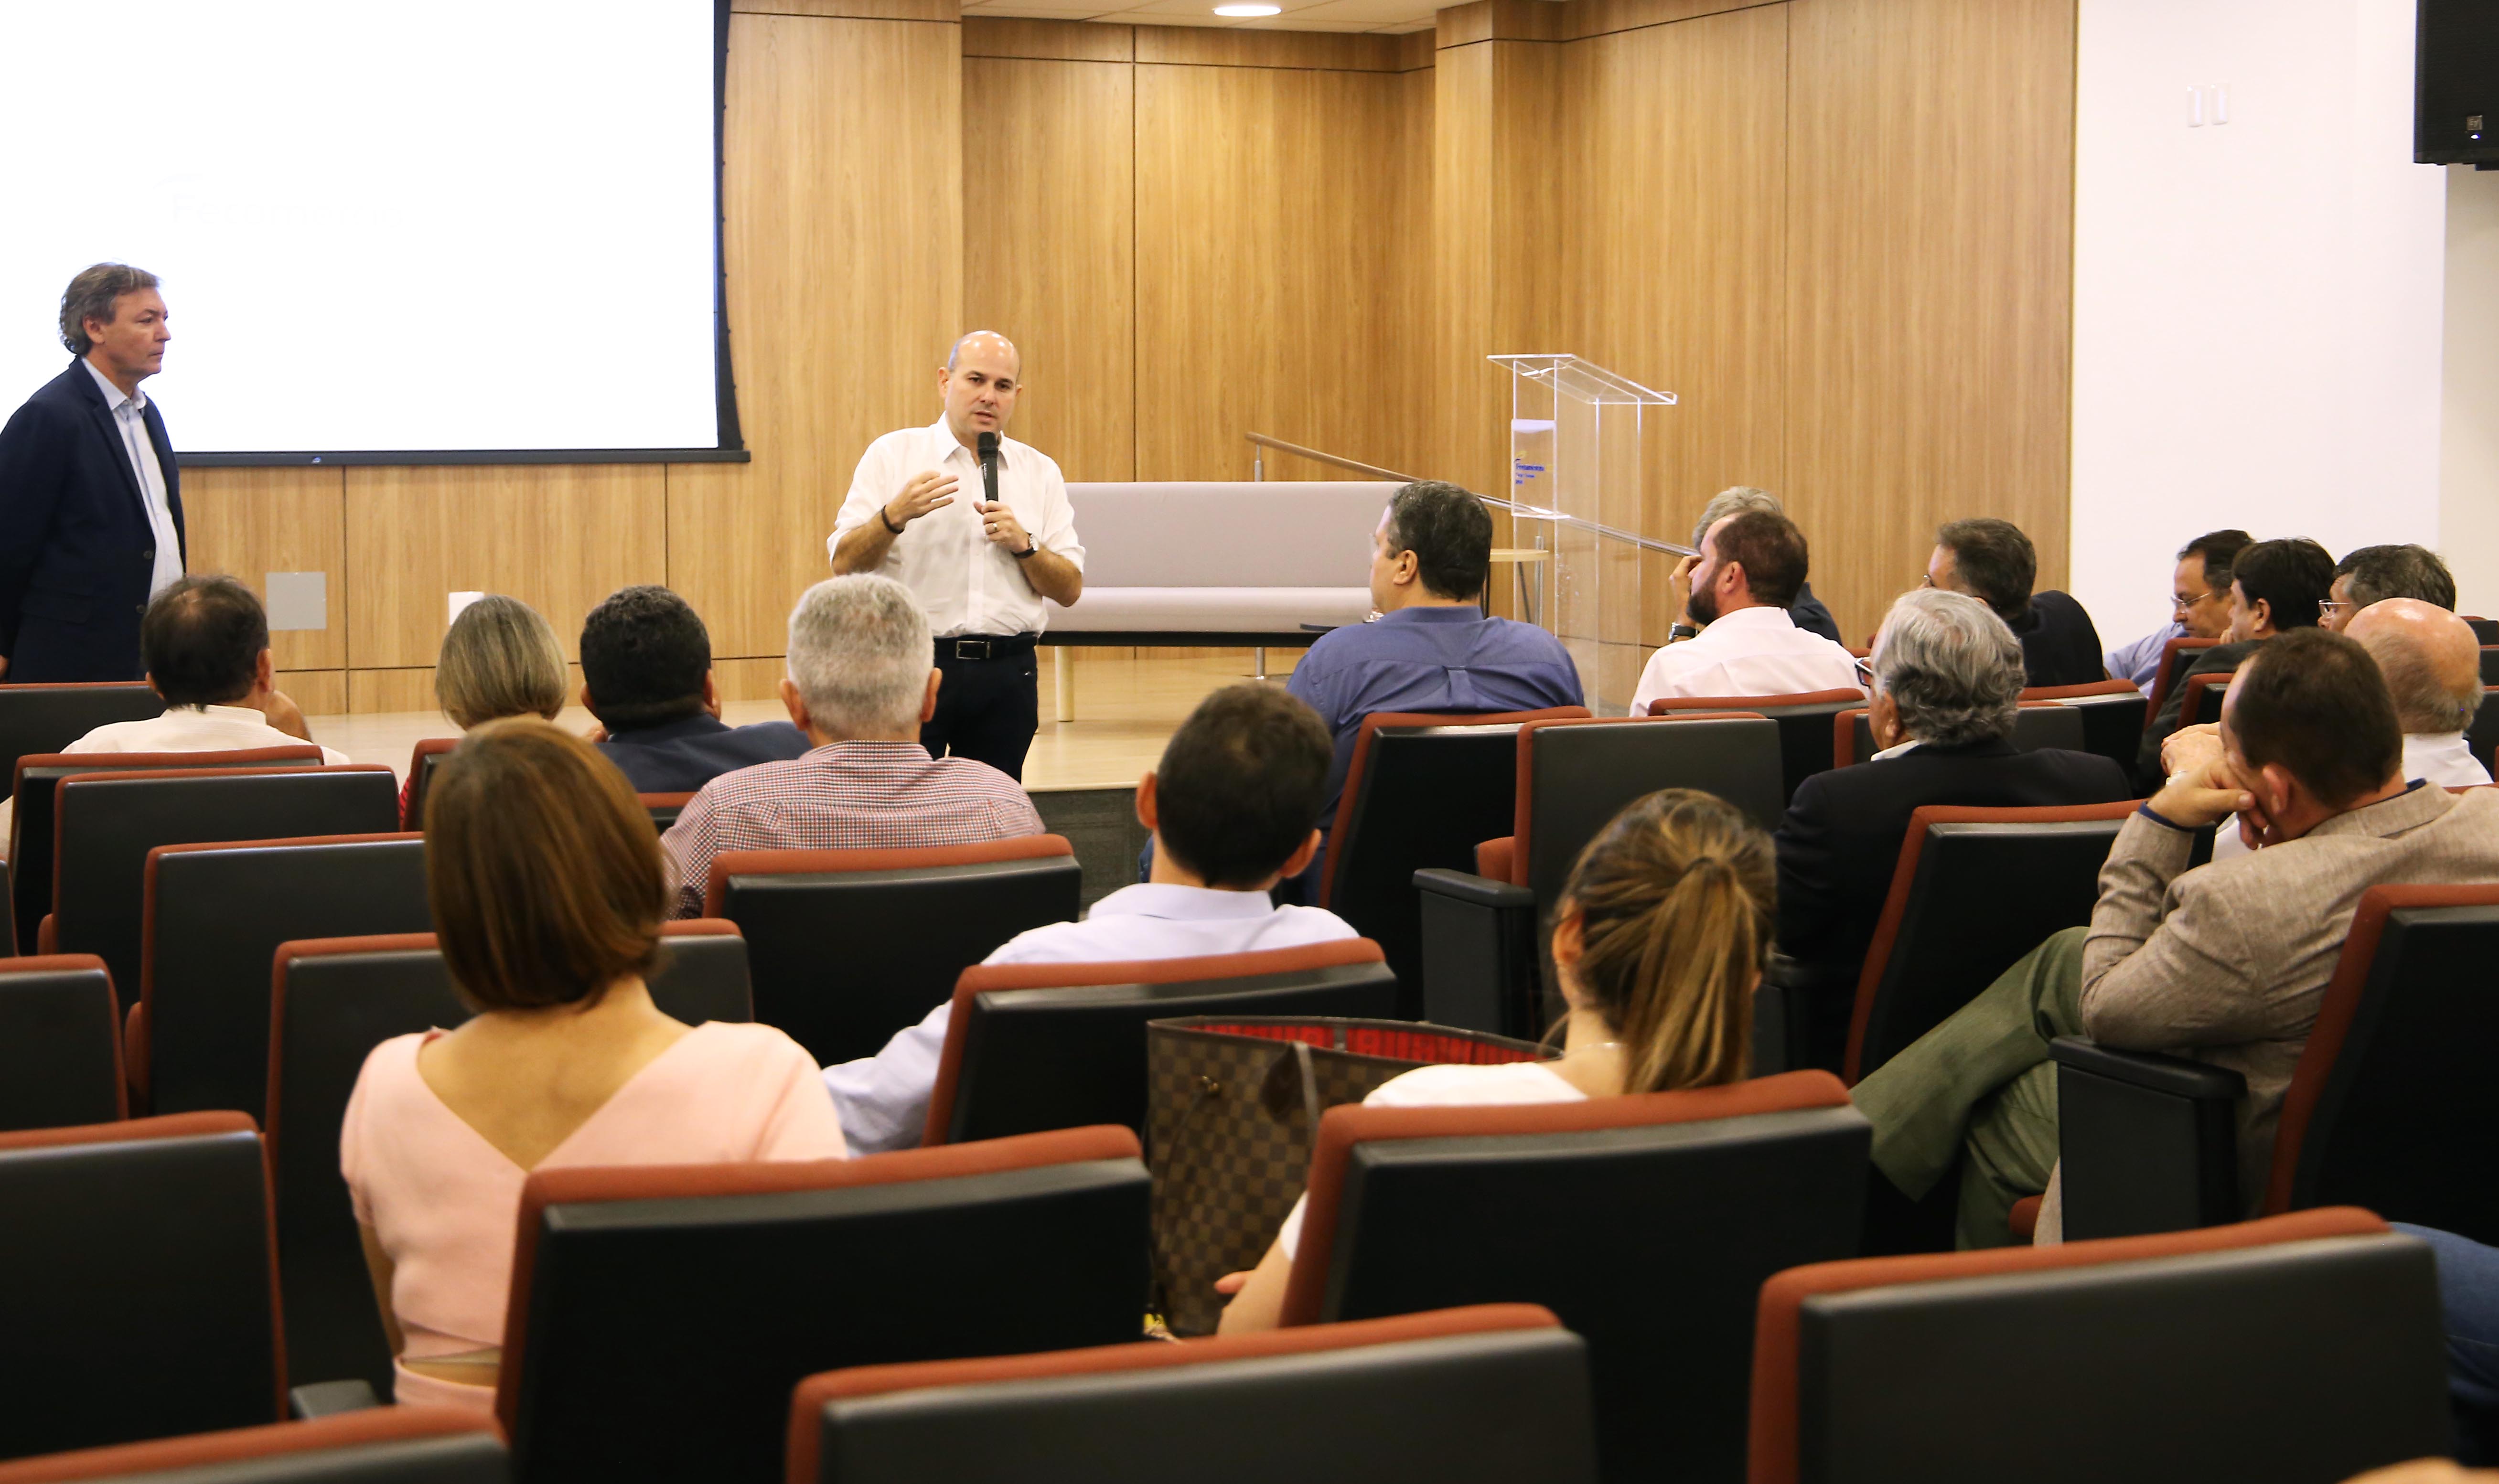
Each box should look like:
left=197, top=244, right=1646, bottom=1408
left=1142, top=1016, right=1548, bottom=1335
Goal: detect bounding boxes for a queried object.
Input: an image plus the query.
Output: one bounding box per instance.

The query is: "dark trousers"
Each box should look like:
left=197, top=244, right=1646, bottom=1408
left=924, top=641, right=1040, bottom=780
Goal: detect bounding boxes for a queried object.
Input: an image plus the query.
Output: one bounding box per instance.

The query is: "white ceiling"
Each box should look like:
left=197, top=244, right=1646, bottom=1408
left=962, top=0, right=1449, bottom=36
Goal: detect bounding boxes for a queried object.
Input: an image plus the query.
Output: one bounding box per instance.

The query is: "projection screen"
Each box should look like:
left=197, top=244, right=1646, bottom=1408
left=0, top=0, right=738, bottom=463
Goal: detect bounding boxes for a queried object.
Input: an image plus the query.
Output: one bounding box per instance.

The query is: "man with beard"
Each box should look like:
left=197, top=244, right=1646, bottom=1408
left=1631, top=509, right=1862, bottom=710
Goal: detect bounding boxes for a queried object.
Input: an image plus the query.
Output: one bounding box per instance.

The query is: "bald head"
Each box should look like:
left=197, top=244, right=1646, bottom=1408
left=2347, top=597, right=2483, bottom=735
left=937, top=331, right=1022, bottom=449
left=945, top=331, right=1020, bottom=375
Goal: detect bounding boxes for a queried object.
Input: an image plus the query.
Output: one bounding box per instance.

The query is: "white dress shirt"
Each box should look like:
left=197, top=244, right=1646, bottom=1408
left=828, top=418, right=1085, bottom=638
left=0, top=703, right=348, bottom=859
left=1631, top=604, right=1864, bottom=713
left=822, top=882, right=1357, bottom=1154
left=2209, top=730, right=2492, bottom=863
left=83, top=361, right=183, bottom=600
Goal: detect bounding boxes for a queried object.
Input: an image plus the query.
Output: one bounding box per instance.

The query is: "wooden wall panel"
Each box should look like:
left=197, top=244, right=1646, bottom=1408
left=1136, top=63, right=1429, bottom=484
left=1133, top=28, right=1409, bottom=71
left=179, top=466, right=346, bottom=672
left=1782, top=0, right=2076, bottom=646
left=963, top=17, right=1133, bottom=61
left=276, top=671, right=347, bottom=717
left=963, top=56, right=1136, bottom=481
left=666, top=11, right=964, bottom=660
left=343, top=466, right=666, bottom=670
left=1564, top=4, right=1787, bottom=641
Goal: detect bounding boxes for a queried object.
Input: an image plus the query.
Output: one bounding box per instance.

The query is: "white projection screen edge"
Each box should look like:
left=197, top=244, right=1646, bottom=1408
left=0, top=0, right=742, bottom=465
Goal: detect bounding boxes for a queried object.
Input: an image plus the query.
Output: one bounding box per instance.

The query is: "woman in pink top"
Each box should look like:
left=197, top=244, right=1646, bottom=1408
left=1216, top=788, right=1776, bottom=1332
left=342, top=719, right=844, bottom=1411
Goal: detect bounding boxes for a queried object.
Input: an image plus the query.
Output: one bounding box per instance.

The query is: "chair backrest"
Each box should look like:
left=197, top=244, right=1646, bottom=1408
left=403, top=737, right=457, bottom=825
left=0, top=955, right=124, bottom=1133
left=1845, top=803, right=2136, bottom=1084
left=495, top=1126, right=1152, bottom=1484
left=2468, top=616, right=2499, bottom=644
left=10, top=748, right=325, bottom=954
left=1829, top=703, right=2087, bottom=770
left=1321, top=707, right=1588, bottom=1008
left=0, top=1409, right=504, bottom=1484
left=2472, top=688, right=2499, bottom=775
left=922, top=940, right=1400, bottom=1146
left=1512, top=715, right=1784, bottom=908
left=1642, top=690, right=1864, bottom=803
left=2143, top=635, right=2221, bottom=723
left=2019, top=678, right=2152, bottom=777
left=787, top=1305, right=1595, bottom=1484
left=706, top=836, right=1083, bottom=1066
left=2180, top=666, right=2235, bottom=726
left=640, top=790, right=697, bottom=833
left=2484, top=646, right=2499, bottom=685
left=0, top=683, right=163, bottom=803
left=0, top=1113, right=281, bottom=1461
left=140, top=833, right=431, bottom=1121
left=2265, top=885, right=2499, bottom=1239
left=265, top=921, right=753, bottom=1395
left=1748, top=1208, right=2447, bottom=1484
left=1282, top=1070, right=1867, bottom=1484
left=50, top=767, right=400, bottom=1002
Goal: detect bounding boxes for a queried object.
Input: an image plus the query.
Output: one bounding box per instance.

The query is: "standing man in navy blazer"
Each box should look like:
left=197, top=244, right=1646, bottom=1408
left=0, top=264, right=185, bottom=682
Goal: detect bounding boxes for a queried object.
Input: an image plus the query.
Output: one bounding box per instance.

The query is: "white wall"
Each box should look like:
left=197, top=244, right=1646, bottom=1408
left=2441, top=166, right=2499, bottom=615
left=2070, top=0, right=2449, bottom=649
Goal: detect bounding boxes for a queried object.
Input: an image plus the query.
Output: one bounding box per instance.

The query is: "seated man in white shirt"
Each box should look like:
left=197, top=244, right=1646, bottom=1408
left=823, top=681, right=1356, bottom=1154
left=0, top=576, right=340, bottom=856
left=1631, top=509, right=1862, bottom=713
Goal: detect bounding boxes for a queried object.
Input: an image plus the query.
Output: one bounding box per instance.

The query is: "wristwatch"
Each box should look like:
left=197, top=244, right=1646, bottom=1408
left=879, top=506, right=905, bottom=534
left=1011, top=543, right=1038, bottom=559
left=1668, top=622, right=1700, bottom=642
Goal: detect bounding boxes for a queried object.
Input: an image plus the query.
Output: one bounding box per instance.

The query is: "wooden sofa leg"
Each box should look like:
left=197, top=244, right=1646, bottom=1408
left=1053, top=647, right=1075, bottom=723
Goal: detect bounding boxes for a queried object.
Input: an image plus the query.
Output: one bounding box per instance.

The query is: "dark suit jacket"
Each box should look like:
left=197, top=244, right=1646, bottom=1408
left=2012, top=590, right=2106, bottom=688
left=595, top=713, right=813, bottom=793
left=1789, top=581, right=1845, bottom=645
left=1774, top=737, right=2133, bottom=1069
left=0, top=360, right=184, bottom=681
left=2136, top=638, right=2257, bottom=780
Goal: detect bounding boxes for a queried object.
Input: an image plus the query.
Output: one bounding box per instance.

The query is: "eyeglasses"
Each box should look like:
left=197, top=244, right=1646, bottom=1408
left=2319, top=598, right=2353, bottom=618
left=2171, top=590, right=2221, bottom=613
left=1853, top=656, right=1876, bottom=690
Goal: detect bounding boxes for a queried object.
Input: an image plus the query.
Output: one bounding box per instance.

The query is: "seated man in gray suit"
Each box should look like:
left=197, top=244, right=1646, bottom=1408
left=1854, top=628, right=2499, bottom=1248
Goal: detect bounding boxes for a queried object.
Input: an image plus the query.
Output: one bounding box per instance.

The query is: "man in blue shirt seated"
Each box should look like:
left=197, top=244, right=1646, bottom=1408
left=581, top=585, right=811, bottom=793
left=1287, top=479, right=1585, bottom=857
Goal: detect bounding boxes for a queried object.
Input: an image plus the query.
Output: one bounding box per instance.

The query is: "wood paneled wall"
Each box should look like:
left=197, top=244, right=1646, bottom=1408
left=179, top=0, right=2075, bottom=707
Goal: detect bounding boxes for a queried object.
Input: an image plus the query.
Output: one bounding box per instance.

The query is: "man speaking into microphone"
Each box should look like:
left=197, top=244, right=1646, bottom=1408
left=829, top=331, right=1083, bottom=781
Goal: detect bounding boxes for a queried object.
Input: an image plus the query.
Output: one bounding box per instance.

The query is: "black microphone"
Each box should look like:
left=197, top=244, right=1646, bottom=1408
left=976, top=430, right=1001, bottom=511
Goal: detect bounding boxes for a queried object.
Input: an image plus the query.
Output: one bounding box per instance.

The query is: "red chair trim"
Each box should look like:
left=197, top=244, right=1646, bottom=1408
left=2176, top=668, right=2233, bottom=726
left=1279, top=1070, right=1848, bottom=1327
left=700, top=834, right=1074, bottom=918
left=1476, top=836, right=1517, bottom=883
left=492, top=1124, right=1142, bottom=1431
left=920, top=941, right=1389, bottom=1145
left=0, top=1408, right=494, bottom=1484
left=1746, top=1207, right=2389, bottom=1484
left=1842, top=801, right=2141, bottom=1085
left=1511, top=713, right=1768, bottom=882
left=1639, top=689, right=1862, bottom=719
left=2019, top=679, right=2140, bottom=702
left=1319, top=707, right=1590, bottom=907
left=784, top=1304, right=1560, bottom=1482
left=2143, top=637, right=2221, bottom=724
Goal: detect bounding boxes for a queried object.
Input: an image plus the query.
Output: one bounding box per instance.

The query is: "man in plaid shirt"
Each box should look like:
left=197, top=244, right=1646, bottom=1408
left=660, top=575, right=1042, bottom=919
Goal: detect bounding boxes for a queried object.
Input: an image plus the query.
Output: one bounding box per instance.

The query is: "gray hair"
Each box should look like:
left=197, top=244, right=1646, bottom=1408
left=1691, top=486, right=1781, bottom=551
left=1870, top=588, right=2024, bottom=748
left=60, top=264, right=159, bottom=356
left=2360, top=625, right=2481, bottom=735
left=786, top=575, right=931, bottom=737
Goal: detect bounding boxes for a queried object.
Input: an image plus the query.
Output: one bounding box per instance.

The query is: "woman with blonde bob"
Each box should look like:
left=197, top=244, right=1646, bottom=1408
left=400, top=595, right=569, bottom=824
left=342, top=719, right=844, bottom=1411
left=1216, top=786, right=1773, bottom=1333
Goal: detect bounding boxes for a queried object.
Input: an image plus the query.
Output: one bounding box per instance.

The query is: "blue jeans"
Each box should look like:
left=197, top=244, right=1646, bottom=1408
left=2392, top=1222, right=2499, bottom=1462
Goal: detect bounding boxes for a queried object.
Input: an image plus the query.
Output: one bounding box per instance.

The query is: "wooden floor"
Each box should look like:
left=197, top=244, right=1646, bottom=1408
left=302, top=651, right=1300, bottom=793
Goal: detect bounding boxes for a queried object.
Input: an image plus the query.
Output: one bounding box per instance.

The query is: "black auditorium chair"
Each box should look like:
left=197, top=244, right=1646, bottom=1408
left=786, top=1306, right=1596, bottom=1484
left=2142, top=635, right=2221, bottom=730
left=2018, top=678, right=2150, bottom=779
left=1642, top=689, right=1863, bottom=804
left=2473, top=688, right=2499, bottom=776
left=0, top=682, right=163, bottom=803
left=43, top=765, right=399, bottom=1003
left=2055, top=883, right=2499, bottom=1244
left=2485, top=647, right=2499, bottom=685
left=1828, top=702, right=2087, bottom=770
left=266, top=921, right=755, bottom=1397
left=1748, top=1209, right=2447, bottom=1484
left=919, top=939, right=1399, bottom=1146
left=401, top=737, right=457, bottom=826
left=494, top=1126, right=1150, bottom=1484
left=0, top=955, right=124, bottom=1132
left=640, top=790, right=696, bottom=833
left=706, top=837, right=1082, bottom=1066
left=0, top=1409, right=505, bottom=1484
left=2179, top=666, right=2237, bottom=727
left=1275, top=1070, right=1865, bottom=1484
left=1412, top=713, right=1781, bottom=1038
left=137, top=833, right=430, bottom=1122
left=2468, top=617, right=2499, bottom=645
left=0, top=1113, right=283, bottom=1463
left=1317, top=706, right=1588, bottom=1009
left=10, top=747, right=324, bottom=954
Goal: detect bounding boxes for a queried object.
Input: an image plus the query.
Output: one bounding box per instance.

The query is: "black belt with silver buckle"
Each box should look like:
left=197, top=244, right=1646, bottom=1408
left=941, top=634, right=1038, bottom=662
